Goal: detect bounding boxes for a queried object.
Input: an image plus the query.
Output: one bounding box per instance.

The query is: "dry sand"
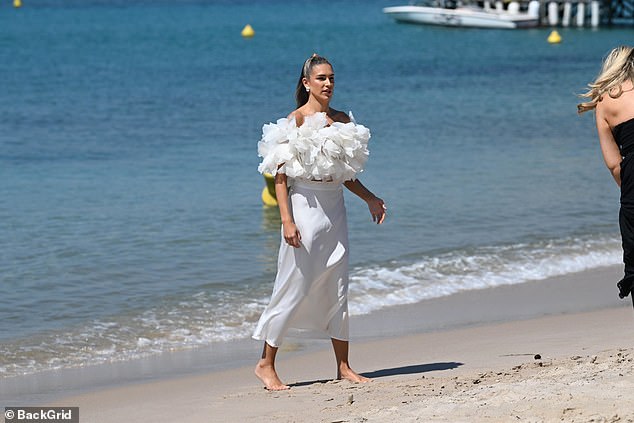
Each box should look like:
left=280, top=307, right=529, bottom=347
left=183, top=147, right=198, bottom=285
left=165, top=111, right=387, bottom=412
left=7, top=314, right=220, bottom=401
left=32, top=266, right=634, bottom=421
left=212, top=308, right=634, bottom=423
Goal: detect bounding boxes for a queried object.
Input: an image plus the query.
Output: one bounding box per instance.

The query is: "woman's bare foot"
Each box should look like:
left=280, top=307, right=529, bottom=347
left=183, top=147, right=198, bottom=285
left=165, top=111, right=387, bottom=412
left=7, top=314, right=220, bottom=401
left=255, top=362, right=290, bottom=391
left=338, top=365, right=371, bottom=383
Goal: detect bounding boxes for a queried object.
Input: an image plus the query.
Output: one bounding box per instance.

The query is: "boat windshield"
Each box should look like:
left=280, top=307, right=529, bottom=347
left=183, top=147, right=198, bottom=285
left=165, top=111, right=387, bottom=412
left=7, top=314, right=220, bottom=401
left=412, top=0, right=461, bottom=8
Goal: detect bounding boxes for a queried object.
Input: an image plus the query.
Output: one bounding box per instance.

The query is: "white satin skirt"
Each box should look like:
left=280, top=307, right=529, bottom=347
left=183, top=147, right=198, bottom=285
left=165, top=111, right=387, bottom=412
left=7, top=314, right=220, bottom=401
left=253, top=179, right=350, bottom=347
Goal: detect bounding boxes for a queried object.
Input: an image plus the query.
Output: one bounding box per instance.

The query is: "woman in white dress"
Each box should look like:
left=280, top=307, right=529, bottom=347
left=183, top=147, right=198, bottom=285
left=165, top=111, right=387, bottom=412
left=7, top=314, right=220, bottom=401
left=253, top=54, right=387, bottom=390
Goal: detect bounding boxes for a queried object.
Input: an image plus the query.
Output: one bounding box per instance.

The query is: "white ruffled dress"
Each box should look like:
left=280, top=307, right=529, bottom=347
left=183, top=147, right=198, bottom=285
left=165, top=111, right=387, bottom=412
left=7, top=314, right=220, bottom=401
left=253, top=112, right=370, bottom=347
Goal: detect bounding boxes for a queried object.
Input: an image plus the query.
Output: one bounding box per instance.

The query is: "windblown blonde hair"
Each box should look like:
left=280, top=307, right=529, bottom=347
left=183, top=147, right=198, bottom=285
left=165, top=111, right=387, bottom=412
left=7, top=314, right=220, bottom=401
left=578, top=46, right=634, bottom=114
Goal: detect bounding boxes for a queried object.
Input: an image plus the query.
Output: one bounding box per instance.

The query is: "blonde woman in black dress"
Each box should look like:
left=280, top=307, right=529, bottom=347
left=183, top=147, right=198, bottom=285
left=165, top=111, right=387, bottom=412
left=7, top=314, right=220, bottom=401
left=579, top=45, right=634, bottom=304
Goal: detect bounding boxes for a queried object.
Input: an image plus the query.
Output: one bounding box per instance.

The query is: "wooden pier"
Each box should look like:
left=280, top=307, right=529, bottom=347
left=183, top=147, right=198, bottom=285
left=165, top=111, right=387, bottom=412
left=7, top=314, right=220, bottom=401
left=497, top=0, right=634, bottom=26
left=603, top=0, right=634, bottom=24
left=533, top=0, right=634, bottom=26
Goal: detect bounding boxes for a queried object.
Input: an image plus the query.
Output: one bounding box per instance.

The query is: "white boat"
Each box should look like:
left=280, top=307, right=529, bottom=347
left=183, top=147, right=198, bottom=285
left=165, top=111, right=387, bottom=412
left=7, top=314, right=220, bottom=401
left=383, top=0, right=540, bottom=29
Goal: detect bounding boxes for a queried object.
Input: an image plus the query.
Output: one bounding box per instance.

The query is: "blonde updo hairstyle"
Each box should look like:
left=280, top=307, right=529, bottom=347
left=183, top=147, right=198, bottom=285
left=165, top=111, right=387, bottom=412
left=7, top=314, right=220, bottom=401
left=578, top=46, right=634, bottom=114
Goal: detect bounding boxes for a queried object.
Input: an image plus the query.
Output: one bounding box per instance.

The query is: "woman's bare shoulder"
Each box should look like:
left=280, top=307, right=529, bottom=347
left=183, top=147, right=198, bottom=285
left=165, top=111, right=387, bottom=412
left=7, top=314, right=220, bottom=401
left=598, top=89, right=634, bottom=127
left=329, top=108, right=351, bottom=124
left=287, top=110, right=304, bottom=126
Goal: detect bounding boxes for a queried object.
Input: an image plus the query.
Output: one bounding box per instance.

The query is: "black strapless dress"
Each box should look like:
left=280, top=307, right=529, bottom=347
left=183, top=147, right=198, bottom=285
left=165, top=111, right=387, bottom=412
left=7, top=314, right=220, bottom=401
left=614, top=117, right=634, bottom=304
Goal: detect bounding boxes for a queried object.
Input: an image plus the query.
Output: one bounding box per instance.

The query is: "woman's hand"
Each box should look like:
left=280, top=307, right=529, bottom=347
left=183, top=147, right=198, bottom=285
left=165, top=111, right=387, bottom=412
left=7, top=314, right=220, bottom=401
left=367, top=196, right=387, bottom=224
left=343, top=179, right=386, bottom=224
left=283, top=221, right=302, bottom=248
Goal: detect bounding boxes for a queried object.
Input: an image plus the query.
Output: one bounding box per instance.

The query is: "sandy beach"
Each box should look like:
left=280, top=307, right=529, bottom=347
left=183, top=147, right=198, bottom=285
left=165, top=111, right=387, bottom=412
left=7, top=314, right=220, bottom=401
left=4, top=265, right=632, bottom=422
left=5, top=5, right=634, bottom=422
left=5, top=4, right=634, bottom=421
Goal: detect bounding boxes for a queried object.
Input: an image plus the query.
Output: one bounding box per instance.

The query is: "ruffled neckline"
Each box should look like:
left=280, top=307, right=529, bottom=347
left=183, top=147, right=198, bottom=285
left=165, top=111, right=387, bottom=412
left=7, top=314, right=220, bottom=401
left=257, top=111, right=370, bottom=183
left=291, top=111, right=356, bottom=128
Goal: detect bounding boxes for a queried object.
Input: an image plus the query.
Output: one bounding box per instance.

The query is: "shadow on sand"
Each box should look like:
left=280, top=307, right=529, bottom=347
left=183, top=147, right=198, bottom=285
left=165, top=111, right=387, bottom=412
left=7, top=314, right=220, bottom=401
left=288, top=362, right=463, bottom=388
left=361, top=362, right=463, bottom=378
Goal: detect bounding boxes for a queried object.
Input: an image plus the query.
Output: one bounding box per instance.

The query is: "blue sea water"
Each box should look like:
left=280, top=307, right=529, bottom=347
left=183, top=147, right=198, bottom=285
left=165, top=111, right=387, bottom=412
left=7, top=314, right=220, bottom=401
left=0, top=0, right=631, bottom=378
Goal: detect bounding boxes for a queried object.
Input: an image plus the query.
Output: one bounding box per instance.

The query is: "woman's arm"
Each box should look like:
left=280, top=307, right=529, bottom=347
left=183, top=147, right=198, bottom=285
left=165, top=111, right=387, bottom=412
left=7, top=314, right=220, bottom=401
left=596, top=106, right=622, bottom=187
left=344, top=179, right=386, bottom=224
left=275, top=172, right=302, bottom=248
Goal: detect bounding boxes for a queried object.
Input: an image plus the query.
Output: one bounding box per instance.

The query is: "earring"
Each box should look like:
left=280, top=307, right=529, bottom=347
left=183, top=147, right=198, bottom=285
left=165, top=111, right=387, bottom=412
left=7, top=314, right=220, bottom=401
left=305, top=87, right=310, bottom=92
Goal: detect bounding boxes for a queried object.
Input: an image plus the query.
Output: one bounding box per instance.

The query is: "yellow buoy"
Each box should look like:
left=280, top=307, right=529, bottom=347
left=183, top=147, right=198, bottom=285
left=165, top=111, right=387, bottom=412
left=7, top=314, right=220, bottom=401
left=261, top=173, right=277, bottom=206
left=241, top=24, right=255, bottom=39
left=547, top=30, right=562, bottom=44
left=14, top=0, right=22, bottom=8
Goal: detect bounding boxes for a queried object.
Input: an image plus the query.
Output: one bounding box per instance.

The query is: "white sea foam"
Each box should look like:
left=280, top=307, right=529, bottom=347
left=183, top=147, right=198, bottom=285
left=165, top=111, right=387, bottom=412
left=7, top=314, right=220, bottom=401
left=0, top=234, right=622, bottom=378
left=349, top=235, right=622, bottom=315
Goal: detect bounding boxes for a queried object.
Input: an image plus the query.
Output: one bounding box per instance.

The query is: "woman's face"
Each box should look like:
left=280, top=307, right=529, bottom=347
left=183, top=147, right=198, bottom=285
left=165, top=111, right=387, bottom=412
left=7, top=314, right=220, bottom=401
left=304, top=64, right=335, bottom=102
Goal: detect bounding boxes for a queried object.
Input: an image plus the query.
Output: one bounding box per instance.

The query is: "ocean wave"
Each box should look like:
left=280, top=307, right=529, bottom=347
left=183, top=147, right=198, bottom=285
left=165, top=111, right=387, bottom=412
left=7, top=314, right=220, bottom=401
left=0, top=233, right=621, bottom=378
left=350, top=234, right=622, bottom=314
